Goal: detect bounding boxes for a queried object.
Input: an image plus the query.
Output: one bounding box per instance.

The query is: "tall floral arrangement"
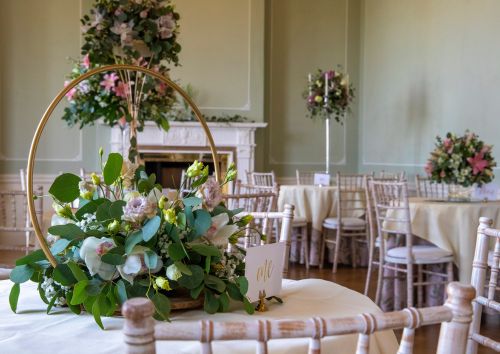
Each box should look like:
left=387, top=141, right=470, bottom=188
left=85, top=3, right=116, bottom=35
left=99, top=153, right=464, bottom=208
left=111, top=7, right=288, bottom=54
left=9, top=150, right=257, bottom=328
left=62, top=0, right=182, bottom=161
left=304, top=68, right=355, bottom=123
left=425, top=131, right=496, bottom=187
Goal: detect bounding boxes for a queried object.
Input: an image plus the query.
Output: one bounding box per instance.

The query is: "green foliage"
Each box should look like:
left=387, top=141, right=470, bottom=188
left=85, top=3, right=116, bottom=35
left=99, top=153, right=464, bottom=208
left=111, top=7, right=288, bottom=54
left=151, top=293, right=171, bottom=321
left=49, top=173, right=81, bottom=202
left=48, top=224, right=86, bottom=240
left=10, top=265, right=35, bottom=284
left=142, top=216, right=161, bottom=242
left=103, top=153, right=123, bottom=185
left=9, top=283, right=20, bottom=313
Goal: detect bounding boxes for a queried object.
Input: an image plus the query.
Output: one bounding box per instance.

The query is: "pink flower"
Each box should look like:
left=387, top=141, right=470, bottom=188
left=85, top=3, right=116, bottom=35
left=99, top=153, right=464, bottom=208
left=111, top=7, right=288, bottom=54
left=440, top=170, right=446, bottom=178
left=202, top=177, right=223, bottom=210
left=64, top=80, right=77, bottom=101
left=424, top=162, right=433, bottom=175
left=114, top=81, right=130, bottom=98
left=467, top=152, right=489, bottom=175
left=82, top=54, right=90, bottom=69
left=326, top=70, right=335, bottom=79
left=156, top=82, right=167, bottom=95
left=100, top=73, right=118, bottom=91
left=443, top=138, right=453, bottom=154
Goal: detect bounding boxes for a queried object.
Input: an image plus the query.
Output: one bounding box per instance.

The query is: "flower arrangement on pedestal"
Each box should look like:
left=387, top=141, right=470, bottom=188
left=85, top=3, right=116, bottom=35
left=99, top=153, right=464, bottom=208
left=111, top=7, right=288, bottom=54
left=303, top=68, right=355, bottom=174
left=304, top=68, right=355, bottom=123
left=9, top=150, right=257, bottom=328
left=62, top=0, right=181, bottom=161
left=425, top=131, right=496, bottom=199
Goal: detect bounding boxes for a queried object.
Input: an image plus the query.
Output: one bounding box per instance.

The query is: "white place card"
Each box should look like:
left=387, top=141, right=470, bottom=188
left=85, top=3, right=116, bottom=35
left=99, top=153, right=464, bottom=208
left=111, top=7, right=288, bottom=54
left=244, top=242, right=286, bottom=302
left=313, top=173, right=330, bottom=186
left=472, top=184, right=499, bottom=201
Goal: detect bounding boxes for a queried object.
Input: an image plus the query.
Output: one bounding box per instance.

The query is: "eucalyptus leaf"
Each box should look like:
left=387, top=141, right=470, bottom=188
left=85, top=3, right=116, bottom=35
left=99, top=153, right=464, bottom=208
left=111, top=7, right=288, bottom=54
left=109, top=200, right=126, bottom=219
left=189, top=243, right=221, bottom=257
left=75, top=198, right=107, bottom=220
left=116, top=280, right=128, bottom=304
left=96, top=200, right=112, bottom=222
left=190, top=283, right=204, bottom=299
left=203, top=290, right=219, bottom=314
left=53, top=264, right=77, bottom=286
left=204, top=275, right=226, bottom=293
left=48, top=224, right=86, bottom=240
left=151, top=292, right=171, bottom=321
left=226, top=282, right=243, bottom=301
left=142, top=216, right=161, bottom=242
left=182, top=196, right=202, bottom=207
left=243, top=297, right=255, bottom=314
left=237, top=276, right=249, bottom=295
left=219, top=292, right=230, bottom=312
left=101, top=252, right=125, bottom=265
left=125, top=230, right=143, bottom=254
left=144, top=250, right=158, bottom=269
left=10, top=264, right=34, bottom=284
left=168, top=243, right=187, bottom=261
left=193, top=209, right=212, bottom=237
left=177, top=265, right=204, bottom=289
left=103, top=153, right=123, bottom=185
left=50, top=239, right=71, bottom=255
left=49, top=173, right=81, bottom=202
left=9, top=283, right=20, bottom=313
left=174, top=261, right=192, bottom=275
left=15, top=249, right=46, bottom=266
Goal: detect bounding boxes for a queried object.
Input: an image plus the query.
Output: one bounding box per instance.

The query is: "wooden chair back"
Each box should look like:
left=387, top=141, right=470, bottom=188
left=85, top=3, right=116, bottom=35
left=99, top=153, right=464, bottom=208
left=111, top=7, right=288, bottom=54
left=467, top=217, right=500, bottom=354
left=379, top=170, right=406, bottom=181
left=251, top=171, right=276, bottom=187
left=224, top=181, right=278, bottom=214
left=415, top=174, right=448, bottom=199
left=180, top=169, right=196, bottom=197
left=0, top=187, right=43, bottom=254
left=236, top=204, right=294, bottom=273
left=336, top=173, right=368, bottom=221
left=122, top=282, right=475, bottom=354
left=295, top=170, right=318, bottom=185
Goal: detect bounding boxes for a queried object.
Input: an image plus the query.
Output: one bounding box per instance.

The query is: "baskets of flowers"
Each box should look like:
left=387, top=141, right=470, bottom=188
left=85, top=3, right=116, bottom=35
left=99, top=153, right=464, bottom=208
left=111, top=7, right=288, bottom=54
left=425, top=131, right=496, bottom=200
left=9, top=65, right=258, bottom=329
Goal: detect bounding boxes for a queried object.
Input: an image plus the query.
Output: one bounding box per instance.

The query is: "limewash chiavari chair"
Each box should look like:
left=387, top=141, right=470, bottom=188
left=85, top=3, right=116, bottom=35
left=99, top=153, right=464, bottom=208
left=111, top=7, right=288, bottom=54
left=235, top=204, right=294, bottom=274
left=379, top=170, right=406, bottom=181
left=0, top=186, right=44, bottom=262
left=320, top=173, right=368, bottom=273
left=370, top=180, right=454, bottom=308
left=466, top=217, right=500, bottom=354
left=295, top=170, right=321, bottom=185
left=415, top=174, right=449, bottom=199
left=225, top=181, right=278, bottom=214
left=251, top=171, right=276, bottom=187
left=122, top=282, right=475, bottom=354
left=364, top=175, right=406, bottom=296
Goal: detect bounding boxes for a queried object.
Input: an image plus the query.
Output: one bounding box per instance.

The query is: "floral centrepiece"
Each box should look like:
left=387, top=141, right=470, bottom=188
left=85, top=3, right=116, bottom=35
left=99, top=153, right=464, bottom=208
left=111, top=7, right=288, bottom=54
left=304, top=68, right=355, bottom=122
left=62, top=0, right=182, bottom=162
left=425, top=131, right=496, bottom=188
left=9, top=151, right=258, bottom=328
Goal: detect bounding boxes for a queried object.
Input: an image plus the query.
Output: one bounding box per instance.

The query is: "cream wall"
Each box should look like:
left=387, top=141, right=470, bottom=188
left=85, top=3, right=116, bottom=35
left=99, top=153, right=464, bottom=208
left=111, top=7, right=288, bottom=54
left=358, top=0, right=500, bottom=176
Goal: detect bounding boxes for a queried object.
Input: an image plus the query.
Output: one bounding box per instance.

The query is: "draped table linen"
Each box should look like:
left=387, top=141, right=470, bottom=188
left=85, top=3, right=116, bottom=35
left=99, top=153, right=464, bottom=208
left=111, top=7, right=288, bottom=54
left=0, top=279, right=398, bottom=354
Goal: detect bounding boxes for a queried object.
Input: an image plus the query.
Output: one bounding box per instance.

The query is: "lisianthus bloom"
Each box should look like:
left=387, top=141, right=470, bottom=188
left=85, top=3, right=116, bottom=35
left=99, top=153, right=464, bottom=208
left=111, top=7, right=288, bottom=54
left=117, top=246, right=163, bottom=284
left=186, top=160, right=204, bottom=178
left=52, top=202, right=73, bottom=219
left=158, top=13, right=176, bottom=39
left=202, top=177, right=223, bottom=210
left=155, top=277, right=171, bottom=291
left=166, top=263, right=182, bottom=281
left=100, top=73, right=119, bottom=91
left=122, top=195, right=157, bottom=223
left=205, top=213, right=238, bottom=247
left=163, top=208, right=176, bottom=224
left=79, top=237, right=118, bottom=280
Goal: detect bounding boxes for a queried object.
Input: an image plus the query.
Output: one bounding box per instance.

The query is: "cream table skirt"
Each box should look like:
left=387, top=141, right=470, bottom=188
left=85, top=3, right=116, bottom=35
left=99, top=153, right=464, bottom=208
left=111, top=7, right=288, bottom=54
left=278, top=185, right=368, bottom=266
left=0, top=279, right=398, bottom=354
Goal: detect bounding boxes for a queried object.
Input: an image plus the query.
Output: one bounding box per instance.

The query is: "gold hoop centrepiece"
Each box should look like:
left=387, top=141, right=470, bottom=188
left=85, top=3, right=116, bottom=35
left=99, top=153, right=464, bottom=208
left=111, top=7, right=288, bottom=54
left=27, top=64, right=220, bottom=267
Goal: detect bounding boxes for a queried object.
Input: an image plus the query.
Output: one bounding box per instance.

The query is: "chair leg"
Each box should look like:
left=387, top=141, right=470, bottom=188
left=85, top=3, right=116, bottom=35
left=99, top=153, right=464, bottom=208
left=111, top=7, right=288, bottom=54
left=375, top=259, right=384, bottom=306
left=417, top=265, right=423, bottom=308
left=302, top=227, right=310, bottom=270
left=407, top=262, right=414, bottom=308
left=350, top=236, right=357, bottom=269
left=332, top=228, right=341, bottom=273
left=319, top=228, right=326, bottom=269
left=364, top=239, right=376, bottom=296
left=445, top=262, right=454, bottom=302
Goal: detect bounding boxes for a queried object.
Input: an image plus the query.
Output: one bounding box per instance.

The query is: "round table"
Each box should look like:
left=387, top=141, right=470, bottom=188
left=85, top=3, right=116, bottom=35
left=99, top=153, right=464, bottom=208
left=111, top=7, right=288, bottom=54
left=0, top=279, right=397, bottom=354
left=408, top=197, right=500, bottom=282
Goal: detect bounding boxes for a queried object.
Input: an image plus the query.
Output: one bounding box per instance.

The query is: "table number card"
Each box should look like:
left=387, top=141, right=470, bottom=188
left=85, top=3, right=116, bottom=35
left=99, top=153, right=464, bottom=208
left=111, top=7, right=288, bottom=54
left=244, top=242, right=286, bottom=302
left=313, top=173, right=330, bottom=186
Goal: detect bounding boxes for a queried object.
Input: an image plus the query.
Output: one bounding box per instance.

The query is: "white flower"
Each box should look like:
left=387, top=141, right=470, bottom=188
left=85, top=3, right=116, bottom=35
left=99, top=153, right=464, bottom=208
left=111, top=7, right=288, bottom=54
left=166, top=263, right=182, bottom=281
left=205, top=213, right=238, bottom=247
left=117, top=246, right=163, bottom=284
left=47, top=214, right=75, bottom=244
left=79, top=237, right=118, bottom=280
left=122, top=195, right=157, bottom=223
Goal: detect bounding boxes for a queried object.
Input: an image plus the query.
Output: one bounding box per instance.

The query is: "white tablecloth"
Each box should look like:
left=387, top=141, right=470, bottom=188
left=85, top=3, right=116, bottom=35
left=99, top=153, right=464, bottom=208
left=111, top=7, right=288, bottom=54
left=0, top=279, right=398, bottom=354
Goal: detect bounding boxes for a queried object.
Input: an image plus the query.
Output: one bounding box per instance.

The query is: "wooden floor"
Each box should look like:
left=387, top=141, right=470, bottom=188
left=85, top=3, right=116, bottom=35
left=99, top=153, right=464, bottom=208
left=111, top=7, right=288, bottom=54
left=1, top=251, right=498, bottom=353
left=287, top=263, right=499, bottom=354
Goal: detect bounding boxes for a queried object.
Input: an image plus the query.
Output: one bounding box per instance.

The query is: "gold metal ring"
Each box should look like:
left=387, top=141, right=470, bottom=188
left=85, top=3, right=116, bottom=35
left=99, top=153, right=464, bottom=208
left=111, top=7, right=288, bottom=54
left=27, top=64, right=220, bottom=267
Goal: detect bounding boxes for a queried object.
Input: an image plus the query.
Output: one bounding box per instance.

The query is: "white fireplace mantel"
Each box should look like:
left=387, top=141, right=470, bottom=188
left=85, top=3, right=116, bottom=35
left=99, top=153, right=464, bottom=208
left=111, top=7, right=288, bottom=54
left=110, top=121, right=267, bottom=181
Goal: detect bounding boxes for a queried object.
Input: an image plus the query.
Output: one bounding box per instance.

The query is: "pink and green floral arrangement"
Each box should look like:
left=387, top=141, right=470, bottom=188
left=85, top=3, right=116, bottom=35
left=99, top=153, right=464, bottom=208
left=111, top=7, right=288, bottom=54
left=425, top=131, right=496, bottom=187
left=304, top=68, right=355, bottom=123
left=62, top=0, right=182, bottom=161
left=9, top=150, right=257, bottom=328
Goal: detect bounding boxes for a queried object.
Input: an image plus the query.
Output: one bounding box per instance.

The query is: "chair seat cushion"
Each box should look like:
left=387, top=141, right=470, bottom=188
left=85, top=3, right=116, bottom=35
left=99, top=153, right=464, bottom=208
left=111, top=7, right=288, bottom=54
left=0, top=268, right=12, bottom=280
left=323, top=217, right=366, bottom=229
left=386, top=245, right=453, bottom=264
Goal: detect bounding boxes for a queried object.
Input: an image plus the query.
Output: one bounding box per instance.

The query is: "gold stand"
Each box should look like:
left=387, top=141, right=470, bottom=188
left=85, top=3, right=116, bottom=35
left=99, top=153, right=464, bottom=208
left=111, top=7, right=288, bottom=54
left=256, top=290, right=268, bottom=312
left=26, top=64, right=221, bottom=268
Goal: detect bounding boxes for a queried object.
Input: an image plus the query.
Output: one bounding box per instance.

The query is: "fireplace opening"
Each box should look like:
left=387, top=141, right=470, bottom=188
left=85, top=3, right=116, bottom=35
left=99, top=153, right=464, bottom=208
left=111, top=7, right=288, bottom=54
left=141, top=151, right=231, bottom=191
